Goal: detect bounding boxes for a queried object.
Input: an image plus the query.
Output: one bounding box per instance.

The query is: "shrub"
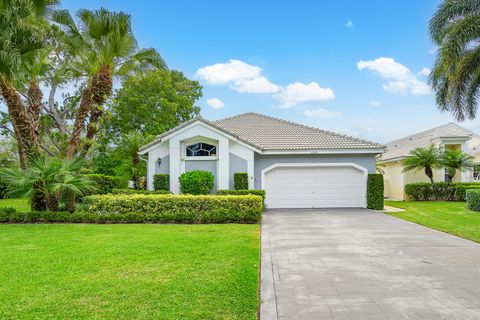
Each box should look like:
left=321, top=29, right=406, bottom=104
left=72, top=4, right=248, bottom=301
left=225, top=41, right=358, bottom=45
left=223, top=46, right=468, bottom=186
left=111, top=188, right=171, bottom=195
left=0, top=178, right=8, bottom=199
left=233, top=173, right=248, bottom=190
left=466, top=189, right=480, bottom=211
left=179, top=170, right=214, bottom=195
left=0, top=207, right=17, bottom=222
left=404, top=182, right=456, bottom=201
left=454, top=183, right=480, bottom=201
left=217, top=189, right=266, bottom=201
left=367, top=174, right=384, bottom=210
left=153, top=174, right=169, bottom=191
left=82, top=194, right=263, bottom=223
left=85, top=174, right=123, bottom=194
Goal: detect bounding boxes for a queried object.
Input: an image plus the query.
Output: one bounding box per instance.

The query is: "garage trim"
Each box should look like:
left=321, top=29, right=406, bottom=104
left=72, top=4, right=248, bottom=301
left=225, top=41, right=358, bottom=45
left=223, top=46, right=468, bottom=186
left=260, top=162, right=369, bottom=208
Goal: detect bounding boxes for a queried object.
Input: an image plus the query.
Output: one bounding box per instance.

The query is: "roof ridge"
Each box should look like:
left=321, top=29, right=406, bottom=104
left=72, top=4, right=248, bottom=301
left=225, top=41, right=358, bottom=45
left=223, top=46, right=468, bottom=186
left=238, top=112, right=384, bottom=147
left=385, top=122, right=472, bottom=145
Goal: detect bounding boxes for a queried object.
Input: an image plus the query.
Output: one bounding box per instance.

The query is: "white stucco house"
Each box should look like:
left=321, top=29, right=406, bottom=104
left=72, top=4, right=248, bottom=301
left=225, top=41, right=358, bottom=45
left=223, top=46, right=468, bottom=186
left=380, top=123, right=480, bottom=200
left=139, top=113, right=385, bottom=209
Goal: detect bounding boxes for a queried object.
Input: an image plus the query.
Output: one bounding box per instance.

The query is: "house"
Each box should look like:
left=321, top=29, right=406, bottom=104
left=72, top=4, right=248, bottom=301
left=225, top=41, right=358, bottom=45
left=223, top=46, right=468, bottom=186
left=380, top=123, right=480, bottom=200
left=139, top=113, right=384, bottom=209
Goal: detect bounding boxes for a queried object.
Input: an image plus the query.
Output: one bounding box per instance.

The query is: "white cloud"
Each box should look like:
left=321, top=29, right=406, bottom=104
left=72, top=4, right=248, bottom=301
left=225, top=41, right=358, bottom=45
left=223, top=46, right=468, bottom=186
left=418, top=67, right=431, bottom=77
left=206, top=98, right=225, bottom=109
left=357, top=57, right=430, bottom=95
left=232, top=76, right=280, bottom=93
left=345, top=20, right=353, bottom=28
left=275, top=82, right=335, bottom=109
left=195, top=59, right=261, bottom=84
left=368, top=101, right=382, bottom=107
left=304, top=108, right=341, bottom=119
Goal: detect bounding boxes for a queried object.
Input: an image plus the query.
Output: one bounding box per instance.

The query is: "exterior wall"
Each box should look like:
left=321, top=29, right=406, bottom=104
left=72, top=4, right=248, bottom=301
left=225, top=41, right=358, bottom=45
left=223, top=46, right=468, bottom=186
left=146, top=142, right=169, bottom=190
left=253, top=153, right=376, bottom=190
left=383, top=161, right=403, bottom=200
left=185, top=160, right=217, bottom=192
left=229, top=153, right=247, bottom=189
left=156, top=155, right=170, bottom=174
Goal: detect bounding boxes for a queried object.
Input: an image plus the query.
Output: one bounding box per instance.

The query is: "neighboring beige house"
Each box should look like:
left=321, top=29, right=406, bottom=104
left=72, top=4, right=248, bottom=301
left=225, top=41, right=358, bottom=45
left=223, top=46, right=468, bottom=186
left=380, top=123, right=480, bottom=200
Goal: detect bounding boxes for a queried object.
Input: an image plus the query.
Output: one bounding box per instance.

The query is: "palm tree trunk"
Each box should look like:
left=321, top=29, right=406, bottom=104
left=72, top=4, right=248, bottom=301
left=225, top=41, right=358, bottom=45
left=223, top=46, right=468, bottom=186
left=31, top=183, right=47, bottom=211
left=66, top=83, right=93, bottom=158
left=80, top=64, right=113, bottom=157
left=66, top=192, right=75, bottom=212
left=27, top=81, right=42, bottom=149
left=425, top=166, right=435, bottom=184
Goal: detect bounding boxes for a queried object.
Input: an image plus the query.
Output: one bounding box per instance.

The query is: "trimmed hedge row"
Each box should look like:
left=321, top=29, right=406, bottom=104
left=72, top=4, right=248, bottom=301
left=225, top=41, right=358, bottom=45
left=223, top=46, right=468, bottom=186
left=217, top=189, right=266, bottom=201
left=466, top=189, right=480, bottom=211
left=153, top=174, right=169, bottom=191
left=82, top=194, right=263, bottom=223
left=111, top=189, right=171, bottom=195
left=367, top=174, right=384, bottom=210
left=405, top=182, right=480, bottom=201
left=234, top=173, right=248, bottom=190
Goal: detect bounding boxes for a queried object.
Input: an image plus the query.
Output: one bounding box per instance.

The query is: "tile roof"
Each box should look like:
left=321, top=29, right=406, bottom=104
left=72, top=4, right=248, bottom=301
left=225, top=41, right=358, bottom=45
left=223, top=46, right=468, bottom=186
left=140, top=112, right=384, bottom=153
left=381, top=123, right=474, bottom=162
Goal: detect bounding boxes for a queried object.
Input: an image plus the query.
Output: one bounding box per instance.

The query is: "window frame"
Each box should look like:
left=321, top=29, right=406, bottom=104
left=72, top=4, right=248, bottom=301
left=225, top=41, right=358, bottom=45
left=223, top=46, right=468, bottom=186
left=182, top=140, right=218, bottom=161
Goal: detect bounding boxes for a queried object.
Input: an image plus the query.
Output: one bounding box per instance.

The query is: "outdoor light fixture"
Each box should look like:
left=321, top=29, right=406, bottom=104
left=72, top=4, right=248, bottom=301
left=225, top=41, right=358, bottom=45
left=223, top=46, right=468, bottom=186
left=157, top=158, right=162, bottom=166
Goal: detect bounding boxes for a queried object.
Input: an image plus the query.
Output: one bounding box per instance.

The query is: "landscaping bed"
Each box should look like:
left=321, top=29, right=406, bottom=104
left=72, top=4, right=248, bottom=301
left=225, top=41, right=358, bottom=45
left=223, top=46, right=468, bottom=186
left=384, top=200, right=480, bottom=243
left=0, top=224, right=260, bottom=319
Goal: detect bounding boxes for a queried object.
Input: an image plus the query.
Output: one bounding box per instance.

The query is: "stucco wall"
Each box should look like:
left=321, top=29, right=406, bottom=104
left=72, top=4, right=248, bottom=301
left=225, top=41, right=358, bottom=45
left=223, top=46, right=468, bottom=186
left=155, top=155, right=170, bottom=174
left=229, top=152, right=247, bottom=189
left=383, top=161, right=403, bottom=200
left=253, top=153, right=376, bottom=190
left=185, top=160, right=218, bottom=192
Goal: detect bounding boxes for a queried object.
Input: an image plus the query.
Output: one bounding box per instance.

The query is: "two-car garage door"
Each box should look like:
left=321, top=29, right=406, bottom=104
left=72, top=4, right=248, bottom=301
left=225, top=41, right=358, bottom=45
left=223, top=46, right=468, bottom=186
left=263, top=164, right=367, bottom=209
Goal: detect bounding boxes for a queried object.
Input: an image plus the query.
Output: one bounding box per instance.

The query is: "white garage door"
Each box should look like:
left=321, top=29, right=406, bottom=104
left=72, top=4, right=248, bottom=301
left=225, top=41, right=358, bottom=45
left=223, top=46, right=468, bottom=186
left=263, top=164, right=367, bottom=209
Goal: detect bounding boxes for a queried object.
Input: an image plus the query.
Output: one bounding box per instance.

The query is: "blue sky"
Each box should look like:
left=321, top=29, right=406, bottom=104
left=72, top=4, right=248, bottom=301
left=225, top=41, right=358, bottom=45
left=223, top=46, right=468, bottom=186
left=63, top=0, right=480, bottom=143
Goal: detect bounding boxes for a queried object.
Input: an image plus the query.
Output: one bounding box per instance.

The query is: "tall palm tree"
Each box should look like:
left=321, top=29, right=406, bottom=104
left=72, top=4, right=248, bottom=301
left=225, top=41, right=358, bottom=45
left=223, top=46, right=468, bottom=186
left=441, top=149, right=474, bottom=181
left=0, top=155, right=92, bottom=211
left=52, top=8, right=167, bottom=159
left=429, top=0, right=480, bottom=121
left=403, top=145, right=442, bottom=184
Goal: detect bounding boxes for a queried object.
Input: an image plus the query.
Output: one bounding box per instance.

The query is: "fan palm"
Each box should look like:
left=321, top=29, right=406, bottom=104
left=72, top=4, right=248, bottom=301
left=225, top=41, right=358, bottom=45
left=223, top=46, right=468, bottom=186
left=0, top=155, right=92, bottom=211
left=441, top=149, right=474, bottom=181
left=403, top=145, right=442, bottom=184
left=52, top=8, right=167, bottom=158
left=429, top=0, right=480, bottom=121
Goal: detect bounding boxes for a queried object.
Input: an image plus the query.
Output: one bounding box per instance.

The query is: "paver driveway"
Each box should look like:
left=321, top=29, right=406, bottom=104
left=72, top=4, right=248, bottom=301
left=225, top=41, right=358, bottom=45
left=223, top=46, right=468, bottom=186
left=260, top=208, right=480, bottom=320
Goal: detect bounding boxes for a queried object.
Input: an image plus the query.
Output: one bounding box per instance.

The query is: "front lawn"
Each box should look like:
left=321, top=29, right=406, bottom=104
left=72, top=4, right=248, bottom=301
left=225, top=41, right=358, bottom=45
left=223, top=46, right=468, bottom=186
left=385, top=201, right=480, bottom=243
left=0, top=198, right=29, bottom=211
left=0, top=224, right=260, bottom=319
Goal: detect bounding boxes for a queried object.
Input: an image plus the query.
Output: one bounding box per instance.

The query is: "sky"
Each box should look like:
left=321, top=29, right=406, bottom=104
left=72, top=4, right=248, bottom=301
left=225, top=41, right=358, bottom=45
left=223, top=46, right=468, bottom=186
left=61, top=0, right=480, bottom=143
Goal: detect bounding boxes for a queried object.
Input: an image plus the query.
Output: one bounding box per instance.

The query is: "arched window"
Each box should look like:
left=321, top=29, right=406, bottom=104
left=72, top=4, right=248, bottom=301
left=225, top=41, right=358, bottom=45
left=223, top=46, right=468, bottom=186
left=186, top=142, right=217, bottom=157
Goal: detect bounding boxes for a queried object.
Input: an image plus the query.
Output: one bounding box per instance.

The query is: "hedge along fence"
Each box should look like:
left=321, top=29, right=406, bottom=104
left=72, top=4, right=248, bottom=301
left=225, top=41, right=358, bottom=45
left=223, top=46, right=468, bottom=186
left=82, top=194, right=263, bottom=223
left=466, top=189, right=480, bottom=211
left=153, top=174, right=169, bottom=191
left=234, top=173, right=248, bottom=190
left=404, top=182, right=480, bottom=201
left=367, top=174, right=384, bottom=210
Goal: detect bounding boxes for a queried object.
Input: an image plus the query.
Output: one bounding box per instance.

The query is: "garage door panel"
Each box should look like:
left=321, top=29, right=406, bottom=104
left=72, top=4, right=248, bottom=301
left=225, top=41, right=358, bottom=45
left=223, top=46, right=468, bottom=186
left=263, top=165, right=366, bottom=209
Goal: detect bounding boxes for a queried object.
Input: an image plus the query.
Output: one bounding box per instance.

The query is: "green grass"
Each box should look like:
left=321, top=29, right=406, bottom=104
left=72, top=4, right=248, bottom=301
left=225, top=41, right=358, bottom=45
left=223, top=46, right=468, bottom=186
left=0, top=224, right=260, bottom=319
left=0, top=198, right=29, bottom=211
left=385, top=200, right=480, bottom=243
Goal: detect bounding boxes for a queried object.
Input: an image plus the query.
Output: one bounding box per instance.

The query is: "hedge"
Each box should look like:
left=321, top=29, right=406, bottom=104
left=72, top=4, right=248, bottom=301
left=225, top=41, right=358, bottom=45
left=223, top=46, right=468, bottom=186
left=111, top=189, right=172, bottom=195
left=179, top=170, right=214, bottom=195
left=153, top=174, right=169, bottom=191
left=466, top=189, right=480, bottom=211
left=367, top=174, right=384, bottom=210
left=405, top=182, right=480, bottom=201
left=217, top=189, right=266, bottom=201
left=234, top=173, right=248, bottom=190
left=0, top=178, right=8, bottom=199
left=82, top=194, right=263, bottom=223
left=85, top=174, right=123, bottom=194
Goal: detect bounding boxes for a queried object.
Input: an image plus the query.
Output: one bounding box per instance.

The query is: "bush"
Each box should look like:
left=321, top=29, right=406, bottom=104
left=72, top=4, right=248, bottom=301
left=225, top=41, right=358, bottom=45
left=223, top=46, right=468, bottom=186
left=153, top=174, right=169, bottom=191
left=454, top=183, right=480, bottom=201
left=466, top=189, right=480, bottom=211
left=85, top=174, right=123, bottom=194
left=179, top=170, right=214, bottom=195
left=367, top=174, right=384, bottom=210
left=0, top=178, right=8, bottom=199
left=82, top=194, right=263, bottom=223
left=217, top=189, right=266, bottom=201
left=234, top=173, right=248, bottom=190
left=111, top=188, right=171, bottom=195
left=0, top=207, right=17, bottom=222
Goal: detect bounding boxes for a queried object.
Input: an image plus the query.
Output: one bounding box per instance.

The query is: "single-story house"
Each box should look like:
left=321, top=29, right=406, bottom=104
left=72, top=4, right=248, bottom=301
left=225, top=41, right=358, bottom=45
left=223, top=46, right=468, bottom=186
left=380, top=123, right=480, bottom=200
left=139, top=113, right=385, bottom=209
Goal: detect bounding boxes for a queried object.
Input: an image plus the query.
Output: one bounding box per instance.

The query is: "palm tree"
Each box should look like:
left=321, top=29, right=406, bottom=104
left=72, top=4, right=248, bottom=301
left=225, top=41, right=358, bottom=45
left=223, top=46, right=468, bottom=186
left=0, top=155, right=92, bottom=211
left=52, top=8, right=167, bottom=158
left=403, top=145, right=442, bottom=184
left=429, top=0, right=480, bottom=121
left=113, top=131, right=150, bottom=189
left=441, top=149, right=474, bottom=181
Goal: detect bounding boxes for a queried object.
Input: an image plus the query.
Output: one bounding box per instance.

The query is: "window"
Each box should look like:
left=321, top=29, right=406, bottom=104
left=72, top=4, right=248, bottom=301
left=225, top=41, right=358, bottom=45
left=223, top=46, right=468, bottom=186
left=186, top=142, right=217, bottom=157
left=444, top=171, right=452, bottom=182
